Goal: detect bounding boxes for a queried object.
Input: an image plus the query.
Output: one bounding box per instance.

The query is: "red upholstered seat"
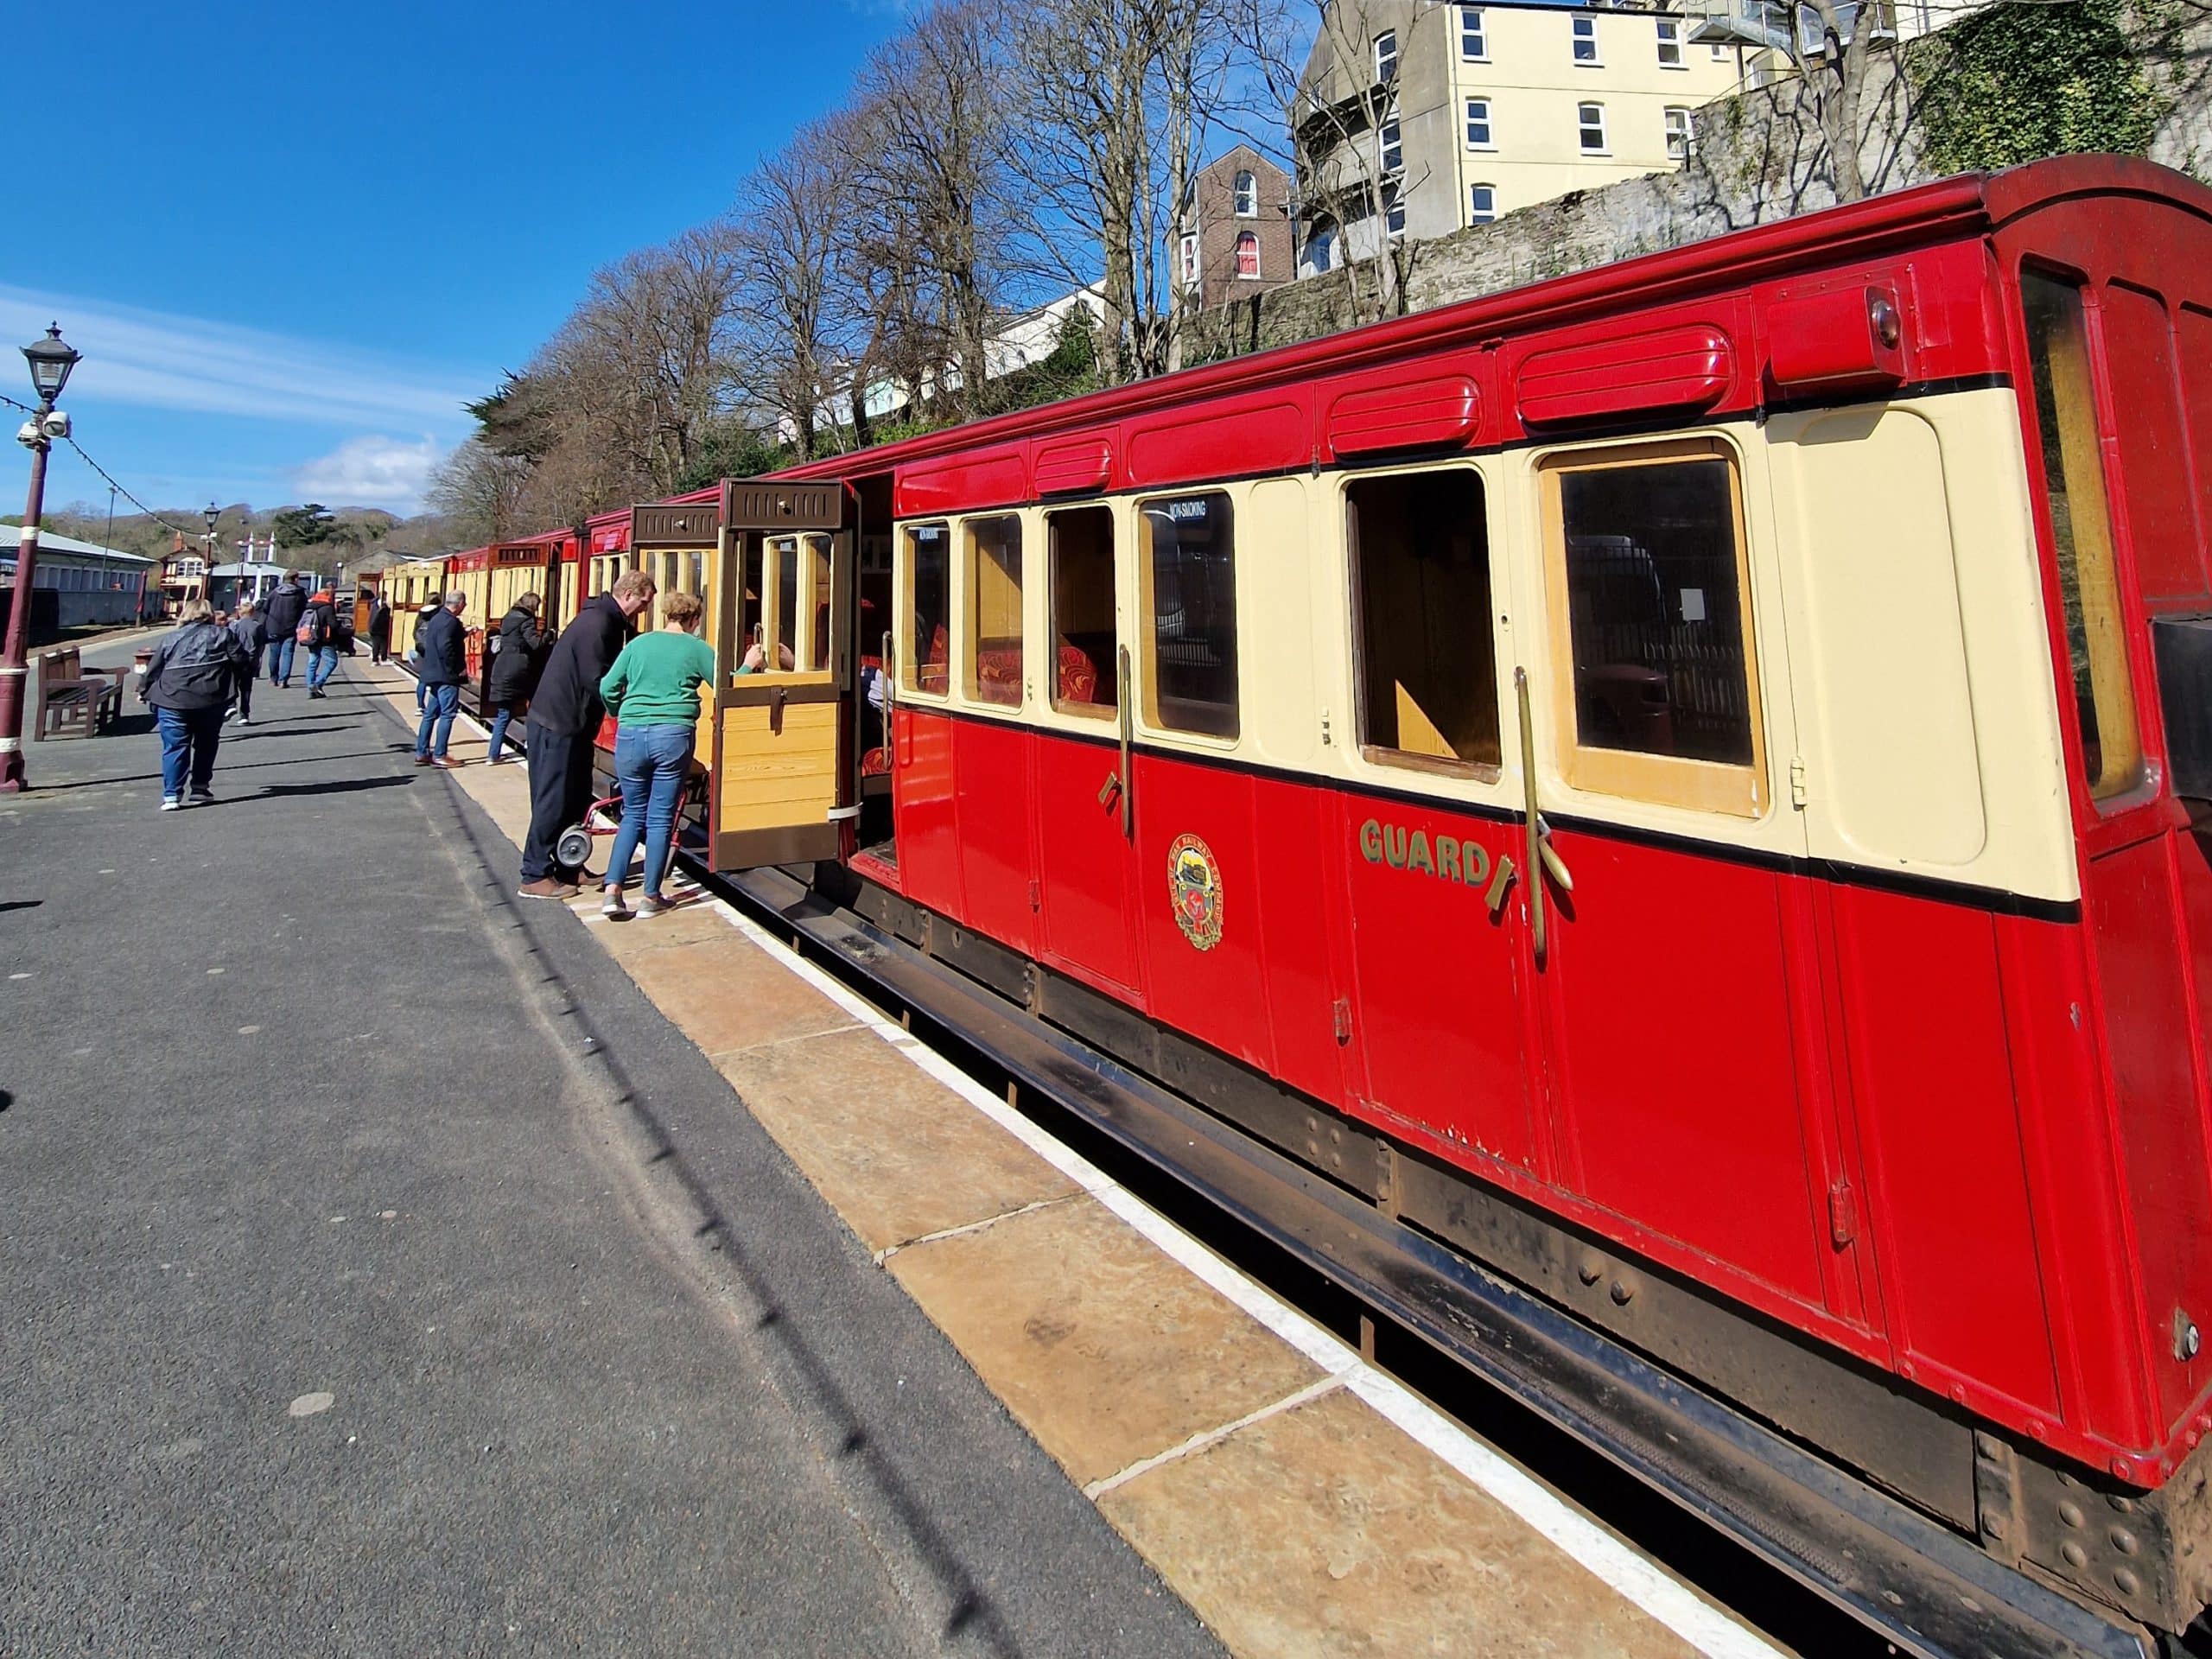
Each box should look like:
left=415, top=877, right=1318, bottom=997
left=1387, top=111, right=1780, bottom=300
left=1057, top=643, right=1099, bottom=705
left=918, top=624, right=949, bottom=695
left=861, top=747, right=890, bottom=777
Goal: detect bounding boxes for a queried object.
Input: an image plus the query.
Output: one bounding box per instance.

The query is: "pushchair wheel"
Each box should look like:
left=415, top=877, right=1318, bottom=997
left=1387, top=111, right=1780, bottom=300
left=555, top=824, right=594, bottom=869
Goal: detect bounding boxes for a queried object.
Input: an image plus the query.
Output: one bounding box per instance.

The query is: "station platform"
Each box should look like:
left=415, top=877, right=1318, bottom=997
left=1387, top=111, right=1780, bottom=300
left=0, top=640, right=1783, bottom=1658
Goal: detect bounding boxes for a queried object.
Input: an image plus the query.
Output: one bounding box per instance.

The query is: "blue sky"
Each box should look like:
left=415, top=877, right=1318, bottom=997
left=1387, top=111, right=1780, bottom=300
left=7, top=0, right=913, bottom=522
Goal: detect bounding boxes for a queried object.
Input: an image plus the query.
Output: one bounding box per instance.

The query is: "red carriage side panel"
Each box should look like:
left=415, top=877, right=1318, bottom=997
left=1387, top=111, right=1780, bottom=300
left=1249, top=778, right=1351, bottom=1113
left=950, top=717, right=1039, bottom=957
left=2101, top=283, right=2208, bottom=607
left=1033, top=728, right=1146, bottom=1000
left=892, top=708, right=962, bottom=919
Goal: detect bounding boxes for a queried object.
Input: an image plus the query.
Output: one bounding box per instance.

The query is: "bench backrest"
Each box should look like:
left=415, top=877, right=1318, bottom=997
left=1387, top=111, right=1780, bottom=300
left=37, top=648, right=81, bottom=684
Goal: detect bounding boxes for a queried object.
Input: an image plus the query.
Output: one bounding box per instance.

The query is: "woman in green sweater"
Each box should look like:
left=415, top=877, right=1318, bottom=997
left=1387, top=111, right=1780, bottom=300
left=596, top=590, right=715, bottom=917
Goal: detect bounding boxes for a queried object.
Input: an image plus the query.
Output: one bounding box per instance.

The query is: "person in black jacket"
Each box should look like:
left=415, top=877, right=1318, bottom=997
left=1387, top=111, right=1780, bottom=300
left=366, top=595, right=394, bottom=664
left=484, top=591, right=545, bottom=765
left=260, top=573, right=308, bottom=687
left=413, top=591, right=470, bottom=769
left=517, top=570, right=656, bottom=897
left=410, top=598, right=441, bottom=710
left=226, top=601, right=265, bottom=725
left=141, top=600, right=251, bottom=810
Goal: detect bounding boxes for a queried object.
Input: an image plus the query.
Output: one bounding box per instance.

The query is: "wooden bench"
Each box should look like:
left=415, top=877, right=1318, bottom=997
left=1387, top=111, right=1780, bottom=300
left=34, top=646, right=125, bottom=741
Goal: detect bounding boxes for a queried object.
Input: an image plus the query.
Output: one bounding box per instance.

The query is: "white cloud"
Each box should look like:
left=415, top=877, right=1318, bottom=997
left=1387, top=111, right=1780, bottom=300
left=0, top=285, right=494, bottom=430
left=291, top=435, right=444, bottom=512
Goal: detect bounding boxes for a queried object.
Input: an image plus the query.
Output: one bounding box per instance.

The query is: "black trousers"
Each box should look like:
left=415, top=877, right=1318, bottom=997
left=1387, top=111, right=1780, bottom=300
left=520, top=720, right=599, bottom=880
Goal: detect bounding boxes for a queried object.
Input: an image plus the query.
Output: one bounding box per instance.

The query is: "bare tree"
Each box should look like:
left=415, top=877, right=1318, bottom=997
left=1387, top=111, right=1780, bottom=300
left=427, top=438, right=531, bottom=544
left=731, top=123, right=845, bottom=458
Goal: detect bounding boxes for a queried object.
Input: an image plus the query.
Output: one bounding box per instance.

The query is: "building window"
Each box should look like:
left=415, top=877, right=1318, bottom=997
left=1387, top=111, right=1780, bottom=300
left=1577, top=101, right=1607, bottom=152
left=1469, top=183, right=1497, bottom=224
left=1351, top=469, right=1499, bottom=772
left=1303, top=217, right=1338, bottom=276
left=1383, top=181, right=1406, bottom=238
left=1179, top=232, right=1199, bottom=288
left=1664, top=106, right=1694, bottom=161
left=1374, top=30, right=1397, bottom=83
left=1657, top=16, right=1683, bottom=65
left=1235, top=231, right=1262, bottom=278
left=1233, top=169, right=1257, bottom=217
left=1142, top=493, right=1238, bottom=739
left=1379, top=103, right=1403, bottom=175
left=1573, top=15, right=1599, bottom=63
left=1460, top=5, right=1487, bottom=59
left=965, top=515, right=1023, bottom=708
left=1465, top=97, right=1492, bottom=148
left=2021, top=270, right=2145, bottom=801
left=1711, top=41, right=1729, bottom=59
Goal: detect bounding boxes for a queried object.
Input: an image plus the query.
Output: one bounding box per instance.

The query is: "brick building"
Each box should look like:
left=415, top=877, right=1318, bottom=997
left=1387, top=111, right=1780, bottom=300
left=1172, top=146, right=1294, bottom=310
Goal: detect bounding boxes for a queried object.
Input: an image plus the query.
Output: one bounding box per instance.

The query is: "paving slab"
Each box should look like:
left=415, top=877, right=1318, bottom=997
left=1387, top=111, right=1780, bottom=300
left=1099, top=1384, right=1701, bottom=1659
left=714, top=1025, right=1082, bottom=1255
left=619, top=935, right=861, bottom=1054
left=888, top=1194, right=1326, bottom=1489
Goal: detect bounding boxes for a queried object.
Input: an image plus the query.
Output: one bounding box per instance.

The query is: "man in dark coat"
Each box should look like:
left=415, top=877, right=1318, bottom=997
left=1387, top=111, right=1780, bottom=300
left=484, top=591, right=545, bottom=765
left=413, top=591, right=469, bottom=769
left=260, top=572, right=308, bottom=687
left=517, top=570, right=656, bottom=898
left=366, top=595, right=394, bottom=664
left=141, top=599, right=251, bottom=809
left=226, top=601, right=265, bottom=725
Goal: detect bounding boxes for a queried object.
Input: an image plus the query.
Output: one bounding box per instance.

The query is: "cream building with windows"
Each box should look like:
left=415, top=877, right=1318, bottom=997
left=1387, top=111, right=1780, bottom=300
left=1295, top=1, right=1747, bottom=270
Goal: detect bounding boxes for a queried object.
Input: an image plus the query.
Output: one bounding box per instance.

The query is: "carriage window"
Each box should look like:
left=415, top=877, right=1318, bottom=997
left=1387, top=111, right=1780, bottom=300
left=774, top=537, right=799, bottom=668
left=904, top=522, right=950, bottom=694
left=809, top=537, right=833, bottom=671
left=1142, top=493, right=1237, bottom=739
left=1050, top=505, right=1116, bottom=717
left=965, top=515, right=1024, bottom=707
left=1546, top=442, right=1760, bottom=810
left=2022, top=271, right=2145, bottom=802
left=1350, top=470, right=1499, bottom=771
left=738, top=541, right=764, bottom=673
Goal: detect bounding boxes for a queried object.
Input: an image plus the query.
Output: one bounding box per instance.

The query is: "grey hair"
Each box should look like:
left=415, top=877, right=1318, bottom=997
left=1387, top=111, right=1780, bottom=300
left=444, top=590, right=467, bottom=608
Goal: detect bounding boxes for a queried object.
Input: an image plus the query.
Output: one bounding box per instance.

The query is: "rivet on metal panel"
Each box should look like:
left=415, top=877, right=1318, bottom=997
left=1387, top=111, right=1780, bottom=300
left=2109, top=1493, right=2136, bottom=1514
left=2110, top=1527, right=2140, bottom=1556
left=2114, top=1567, right=2142, bottom=1599
left=2173, top=1306, right=2201, bottom=1361
left=1609, top=1277, right=1635, bottom=1306
left=2059, top=1501, right=2086, bottom=1529
left=1577, top=1254, right=1603, bottom=1287
left=2062, top=1541, right=2089, bottom=1570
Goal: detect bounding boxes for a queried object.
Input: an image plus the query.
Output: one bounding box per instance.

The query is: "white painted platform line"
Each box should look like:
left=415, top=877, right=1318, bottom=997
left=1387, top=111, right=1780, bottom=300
left=699, top=893, right=1786, bottom=1659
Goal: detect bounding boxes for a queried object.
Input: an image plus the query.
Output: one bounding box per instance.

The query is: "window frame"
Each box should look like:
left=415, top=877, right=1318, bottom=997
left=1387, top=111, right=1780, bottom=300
left=1465, top=96, right=1493, bottom=149
left=1046, top=502, right=1120, bottom=722
left=1233, top=169, right=1257, bottom=217
left=1378, top=101, right=1404, bottom=175
left=1469, top=182, right=1497, bottom=225
left=1664, top=105, right=1694, bottom=162
left=1138, top=490, right=1241, bottom=744
left=962, top=512, right=1026, bottom=710
left=1234, top=231, right=1262, bottom=279
left=1344, top=461, right=1504, bottom=785
left=1178, top=232, right=1199, bottom=288
left=1536, top=435, right=1770, bottom=818
left=1656, top=16, right=1684, bottom=66
left=899, top=518, right=953, bottom=700
left=1459, top=4, right=1488, bottom=60
left=1382, top=181, right=1407, bottom=238
left=1572, top=14, right=1600, bottom=64
left=1374, top=29, right=1398, bottom=82
left=1577, top=100, right=1608, bottom=155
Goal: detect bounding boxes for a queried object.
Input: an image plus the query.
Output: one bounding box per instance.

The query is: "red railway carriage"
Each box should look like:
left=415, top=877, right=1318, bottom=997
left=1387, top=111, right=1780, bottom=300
left=568, top=158, right=2212, bottom=1649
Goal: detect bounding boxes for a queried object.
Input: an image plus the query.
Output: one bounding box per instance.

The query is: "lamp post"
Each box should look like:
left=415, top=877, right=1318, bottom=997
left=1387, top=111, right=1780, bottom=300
left=0, top=323, right=83, bottom=792
left=202, top=503, right=219, bottom=605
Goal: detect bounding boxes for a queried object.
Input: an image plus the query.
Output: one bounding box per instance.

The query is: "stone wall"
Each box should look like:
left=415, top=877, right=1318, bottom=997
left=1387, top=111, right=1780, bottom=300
left=1182, top=3, right=2212, bottom=367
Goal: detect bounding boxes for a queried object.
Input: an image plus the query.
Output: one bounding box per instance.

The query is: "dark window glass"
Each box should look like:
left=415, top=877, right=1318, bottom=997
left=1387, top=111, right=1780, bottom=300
left=1143, top=493, right=1237, bottom=739
left=906, top=523, right=950, bottom=694
left=1050, top=506, right=1116, bottom=715
left=775, top=537, right=798, bottom=667
left=1351, top=471, right=1499, bottom=768
left=1558, top=456, right=1751, bottom=766
left=809, top=536, right=833, bottom=671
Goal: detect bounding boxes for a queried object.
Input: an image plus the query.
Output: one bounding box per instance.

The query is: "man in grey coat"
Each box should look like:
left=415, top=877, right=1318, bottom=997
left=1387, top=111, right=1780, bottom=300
left=226, top=601, right=265, bottom=724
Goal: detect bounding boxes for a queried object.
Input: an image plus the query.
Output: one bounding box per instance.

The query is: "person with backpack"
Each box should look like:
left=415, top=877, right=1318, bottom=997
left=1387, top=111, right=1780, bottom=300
left=140, top=599, right=252, bottom=810
left=227, top=601, right=265, bottom=725
left=261, top=571, right=308, bottom=687
left=413, top=590, right=469, bottom=768
left=484, top=591, right=545, bottom=765
left=300, top=589, right=341, bottom=698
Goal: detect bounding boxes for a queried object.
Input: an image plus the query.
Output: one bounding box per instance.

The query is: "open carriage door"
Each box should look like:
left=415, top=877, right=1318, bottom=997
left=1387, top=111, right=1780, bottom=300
left=708, top=477, right=854, bottom=871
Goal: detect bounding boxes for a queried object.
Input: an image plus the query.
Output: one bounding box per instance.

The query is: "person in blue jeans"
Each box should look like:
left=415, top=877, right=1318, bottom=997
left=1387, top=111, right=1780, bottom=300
left=413, top=590, right=469, bottom=767
left=138, top=599, right=251, bottom=809
left=597, top=591, right=714, bottom=918
left=260, top=572, right=307, bottom=687
left=302, top=590, right=342, bottom=696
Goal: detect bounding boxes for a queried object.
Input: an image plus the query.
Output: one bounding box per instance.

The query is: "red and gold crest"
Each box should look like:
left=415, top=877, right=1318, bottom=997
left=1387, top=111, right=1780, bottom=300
left=1166, top=833, right=1224, bottom=952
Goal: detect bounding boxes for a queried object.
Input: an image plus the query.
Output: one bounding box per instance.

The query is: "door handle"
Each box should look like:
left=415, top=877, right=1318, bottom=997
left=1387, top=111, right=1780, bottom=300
left=1516, top=667, right=1573, bottom=967
left=770, top=683, right=786, bottom=735
left=1116, top=645, right=1135, bottom=840
left=1097, top=771, right=1122, bottom=809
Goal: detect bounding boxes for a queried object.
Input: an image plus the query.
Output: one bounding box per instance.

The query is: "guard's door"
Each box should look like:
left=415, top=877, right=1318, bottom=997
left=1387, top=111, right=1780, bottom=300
left=709, top=479, right=854, bottom=870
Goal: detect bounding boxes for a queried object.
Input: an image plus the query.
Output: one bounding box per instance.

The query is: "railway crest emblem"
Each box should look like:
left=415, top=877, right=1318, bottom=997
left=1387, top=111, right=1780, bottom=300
left=1166, top=834, right=1224, bottom=952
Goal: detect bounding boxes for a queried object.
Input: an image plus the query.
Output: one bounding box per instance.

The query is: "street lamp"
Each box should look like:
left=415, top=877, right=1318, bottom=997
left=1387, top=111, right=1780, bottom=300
left=203, top=503, right=219, bottom=604
left=0, top=323, right=82, bottom=791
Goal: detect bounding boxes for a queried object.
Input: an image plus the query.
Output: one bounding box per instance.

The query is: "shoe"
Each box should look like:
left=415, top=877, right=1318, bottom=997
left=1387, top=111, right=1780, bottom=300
left=430, top=757, right=465, bottom=770
left=160, top=796, right=182, bottom=811
left=308, top=689, right=324, bottom=699
left=518, top=877, right=580, bottom=899
left=189, top=788, right=215, bottom=805
left=237, top=714, right=250, bottom=725
left=414, top=755, right=432, bottom=767
left=637, top=894, right=671, bottom=917
left=601, top=889, right=629, bottom=918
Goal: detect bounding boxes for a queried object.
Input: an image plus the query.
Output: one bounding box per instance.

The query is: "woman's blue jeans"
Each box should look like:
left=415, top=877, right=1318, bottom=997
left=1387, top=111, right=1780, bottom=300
left=605, top=724, right=693, bottom=899
left=486, top=702, right=520, bottom=760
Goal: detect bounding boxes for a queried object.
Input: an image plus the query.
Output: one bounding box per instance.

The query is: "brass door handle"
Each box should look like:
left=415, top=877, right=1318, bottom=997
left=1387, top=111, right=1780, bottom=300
left=1516, top=667, right=1572, bottom=966
left=1116, top=645, right=1135, bottom=840
left=1097, top=772, right=1122, bottom=809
